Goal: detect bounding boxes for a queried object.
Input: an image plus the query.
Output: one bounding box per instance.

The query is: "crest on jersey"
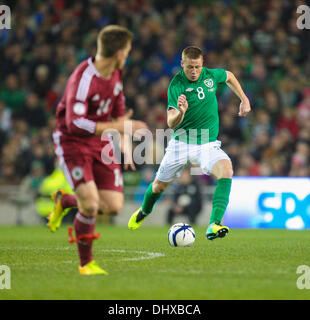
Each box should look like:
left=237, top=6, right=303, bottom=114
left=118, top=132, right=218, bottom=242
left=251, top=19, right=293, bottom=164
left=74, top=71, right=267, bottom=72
left=71, top=167, right=83, bottom=181
left=73, top=102, right=86, bottom=115
left=204, top=79, right=214, bottom=88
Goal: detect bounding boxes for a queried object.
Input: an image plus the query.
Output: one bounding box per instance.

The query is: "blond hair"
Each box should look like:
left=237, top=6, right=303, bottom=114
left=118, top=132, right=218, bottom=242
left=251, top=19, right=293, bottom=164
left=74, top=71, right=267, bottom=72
left=182, top=46, right=203, bottom=61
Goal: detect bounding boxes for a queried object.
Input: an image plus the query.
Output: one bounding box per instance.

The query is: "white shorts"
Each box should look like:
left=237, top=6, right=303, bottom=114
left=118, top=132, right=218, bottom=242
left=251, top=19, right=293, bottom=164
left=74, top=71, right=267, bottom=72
left=155, top=139, right=231, bottom=182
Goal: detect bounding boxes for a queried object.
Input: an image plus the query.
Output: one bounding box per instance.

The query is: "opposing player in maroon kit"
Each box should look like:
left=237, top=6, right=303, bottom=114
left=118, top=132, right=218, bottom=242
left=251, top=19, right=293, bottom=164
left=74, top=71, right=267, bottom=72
left=49, top=25, right=147, bottom=275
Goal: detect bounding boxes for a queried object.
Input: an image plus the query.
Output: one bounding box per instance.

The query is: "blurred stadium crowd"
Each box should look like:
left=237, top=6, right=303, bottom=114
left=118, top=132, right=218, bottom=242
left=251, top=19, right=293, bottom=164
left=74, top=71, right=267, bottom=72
left=0, top=0, right=310, bottom=191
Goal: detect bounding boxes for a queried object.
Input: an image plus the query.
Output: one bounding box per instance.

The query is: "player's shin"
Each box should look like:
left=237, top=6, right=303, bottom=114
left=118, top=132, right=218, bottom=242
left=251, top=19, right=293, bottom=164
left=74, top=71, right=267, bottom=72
left=209, top=178, right=232, bottom=225
left=72, top=212, right=97, bottom=266
left=137, top=183, right=162, bottom=221
left=128, top=182, right=163, bottom=230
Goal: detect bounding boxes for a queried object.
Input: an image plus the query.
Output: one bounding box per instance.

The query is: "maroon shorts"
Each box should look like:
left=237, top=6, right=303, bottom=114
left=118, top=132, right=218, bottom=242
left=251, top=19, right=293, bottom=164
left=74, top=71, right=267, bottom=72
left=53, top=131, right=123, bottom=192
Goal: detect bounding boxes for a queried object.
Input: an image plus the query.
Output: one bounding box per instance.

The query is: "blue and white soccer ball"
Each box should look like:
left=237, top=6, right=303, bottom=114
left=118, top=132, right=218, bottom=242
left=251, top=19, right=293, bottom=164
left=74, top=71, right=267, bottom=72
left=168, top=223, right=196, bottom=247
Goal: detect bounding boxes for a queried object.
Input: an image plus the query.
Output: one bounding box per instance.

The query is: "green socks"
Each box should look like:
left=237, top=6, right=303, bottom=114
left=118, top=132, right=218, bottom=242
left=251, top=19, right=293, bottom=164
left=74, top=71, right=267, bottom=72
left=141, top=183, right=162, bottom=215
left=209, top=178, right=232, bottom=225
left=138, top=179, right=231, bottom=225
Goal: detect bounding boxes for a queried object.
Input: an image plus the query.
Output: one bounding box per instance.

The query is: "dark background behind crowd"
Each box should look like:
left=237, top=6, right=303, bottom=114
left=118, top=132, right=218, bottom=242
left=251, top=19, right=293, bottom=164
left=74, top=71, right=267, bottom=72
left=0, top=0, right=310, bottom=193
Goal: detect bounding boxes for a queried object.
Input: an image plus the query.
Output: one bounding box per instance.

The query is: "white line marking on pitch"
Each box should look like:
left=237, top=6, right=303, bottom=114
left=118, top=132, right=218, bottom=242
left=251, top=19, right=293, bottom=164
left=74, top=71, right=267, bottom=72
left=101, top=249, right=165, bottom=261
left=6, top=247, right=165, bottom=264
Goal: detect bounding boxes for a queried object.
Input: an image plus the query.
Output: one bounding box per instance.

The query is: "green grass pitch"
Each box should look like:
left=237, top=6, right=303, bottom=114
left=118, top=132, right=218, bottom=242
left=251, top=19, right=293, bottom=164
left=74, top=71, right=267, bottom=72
left=0, top=225, right=309, bottom=300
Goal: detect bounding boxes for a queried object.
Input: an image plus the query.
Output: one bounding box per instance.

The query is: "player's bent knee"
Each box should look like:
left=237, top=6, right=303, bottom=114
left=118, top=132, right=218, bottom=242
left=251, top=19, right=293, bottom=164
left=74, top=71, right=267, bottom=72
left=80, top=201, right=99, bottom=217
left=221, top=167, right=233, bottom=179
left=105, top=204, right=123, bottom=216
left=213, top=160, right=234, bottom=179
left=106, top=209, right=121, bottom=216
left=98, top=200, right=123, bottom=216
left=226, top=168, right=234, bottom=178
left=153, top=181, right=169, bottom=193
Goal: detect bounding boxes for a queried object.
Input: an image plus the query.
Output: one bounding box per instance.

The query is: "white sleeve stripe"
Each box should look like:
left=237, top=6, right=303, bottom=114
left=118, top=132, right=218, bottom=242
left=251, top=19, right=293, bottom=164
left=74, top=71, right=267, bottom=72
left=72, top=118, right=96, bottom=134
left=76, top=65, right=95, bottom=101
left=52, top=130, right=74, bottom=189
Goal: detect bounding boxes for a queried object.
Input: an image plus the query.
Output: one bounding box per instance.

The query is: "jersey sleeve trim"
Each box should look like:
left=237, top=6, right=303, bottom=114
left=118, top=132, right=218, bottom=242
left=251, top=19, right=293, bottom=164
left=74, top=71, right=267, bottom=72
left=76, top=65, right=96, bottom=101
left=167, top=105, right=179, bottom=111
left=224, top=70, right=228, bottom=82
left=72, top=118, right=96, bottom=134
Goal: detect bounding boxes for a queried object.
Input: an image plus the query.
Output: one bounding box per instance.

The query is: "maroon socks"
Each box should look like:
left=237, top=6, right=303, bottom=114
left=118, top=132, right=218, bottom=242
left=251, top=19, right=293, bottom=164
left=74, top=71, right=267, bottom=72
left=61, top=194, right=78, bottom=209
left=72, top=212, right=96, bottom=267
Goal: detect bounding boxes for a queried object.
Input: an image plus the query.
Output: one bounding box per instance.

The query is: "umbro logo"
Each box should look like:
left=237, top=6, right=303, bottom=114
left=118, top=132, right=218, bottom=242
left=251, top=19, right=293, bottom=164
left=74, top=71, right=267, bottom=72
left=185, top=88, right=194, bottom=92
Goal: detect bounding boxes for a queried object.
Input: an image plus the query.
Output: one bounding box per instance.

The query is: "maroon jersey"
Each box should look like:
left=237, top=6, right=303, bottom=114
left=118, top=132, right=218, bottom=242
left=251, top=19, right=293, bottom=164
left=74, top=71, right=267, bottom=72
left=55, top=57, right=125, bottom=156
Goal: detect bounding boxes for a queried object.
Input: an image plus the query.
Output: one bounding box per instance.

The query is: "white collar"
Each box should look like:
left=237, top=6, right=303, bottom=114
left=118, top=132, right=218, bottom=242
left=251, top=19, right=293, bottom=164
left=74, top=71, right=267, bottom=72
left=87, top=57, right=101, bottom=77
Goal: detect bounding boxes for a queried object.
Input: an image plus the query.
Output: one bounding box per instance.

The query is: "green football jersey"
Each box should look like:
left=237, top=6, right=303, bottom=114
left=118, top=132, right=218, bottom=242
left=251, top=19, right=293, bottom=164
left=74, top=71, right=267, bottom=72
left=167, top=67, right=227, bottom=144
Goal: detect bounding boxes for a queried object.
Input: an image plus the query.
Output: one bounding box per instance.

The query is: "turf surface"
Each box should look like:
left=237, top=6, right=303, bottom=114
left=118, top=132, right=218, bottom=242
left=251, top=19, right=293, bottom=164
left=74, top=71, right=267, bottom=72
left=0, top=225, right=309, bottom=300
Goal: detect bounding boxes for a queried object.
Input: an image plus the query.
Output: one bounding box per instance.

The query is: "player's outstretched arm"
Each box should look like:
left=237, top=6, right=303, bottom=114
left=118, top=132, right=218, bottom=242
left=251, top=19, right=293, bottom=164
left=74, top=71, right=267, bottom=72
left=167, top=94, right=188, bottom=129
left=225, top=71, right=251, bottom=117
left=95, top=109, right=148, bottom=136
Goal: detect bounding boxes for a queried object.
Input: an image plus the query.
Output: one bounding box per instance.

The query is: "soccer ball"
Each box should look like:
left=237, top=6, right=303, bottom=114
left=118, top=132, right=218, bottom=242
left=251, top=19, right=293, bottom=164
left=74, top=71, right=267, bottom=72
left=168, top=223, right=195, bottom=247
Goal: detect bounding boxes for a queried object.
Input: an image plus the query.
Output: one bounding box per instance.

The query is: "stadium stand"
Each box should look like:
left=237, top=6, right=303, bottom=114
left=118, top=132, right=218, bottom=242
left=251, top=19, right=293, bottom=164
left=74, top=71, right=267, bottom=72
left=0, top=0, right=309, bottom=223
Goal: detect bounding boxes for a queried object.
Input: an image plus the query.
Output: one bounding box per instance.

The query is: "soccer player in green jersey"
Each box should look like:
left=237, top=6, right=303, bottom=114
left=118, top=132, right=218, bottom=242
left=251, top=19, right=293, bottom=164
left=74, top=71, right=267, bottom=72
left=128, top=46, right=251, bottom=240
